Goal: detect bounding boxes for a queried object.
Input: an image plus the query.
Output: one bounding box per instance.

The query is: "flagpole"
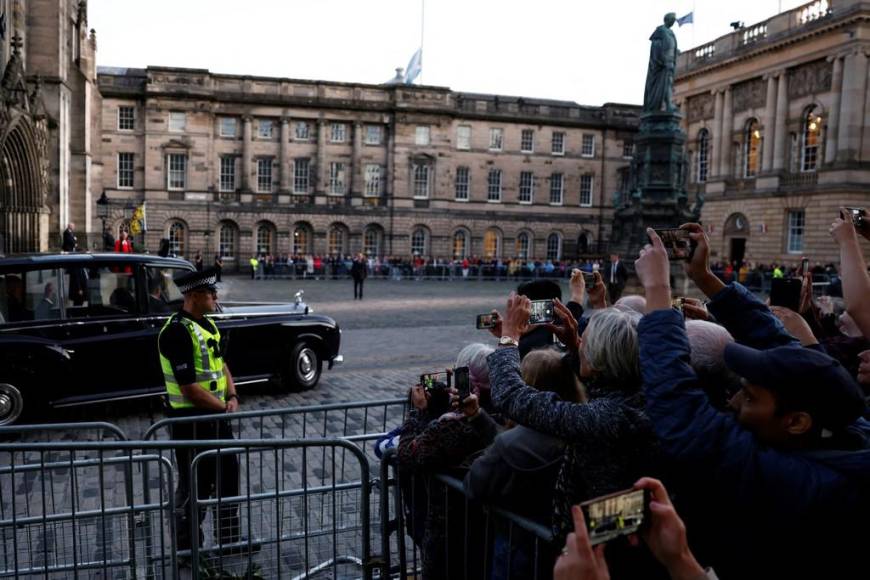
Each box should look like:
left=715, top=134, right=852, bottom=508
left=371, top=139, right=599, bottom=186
left=420, top=0, right=425, bottom=84
left=692, top=0, right=696, bottom=47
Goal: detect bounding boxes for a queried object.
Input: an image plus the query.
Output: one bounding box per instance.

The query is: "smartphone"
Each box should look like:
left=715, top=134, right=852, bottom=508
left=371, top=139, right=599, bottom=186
left=651, top=228, right=696, bottom=261
left=801, top=257, right=810, bottom=277
left=454, top=366, right=471, bottom=400
left=580, top=488, right=649, bottom=546
left=476, top=312, right=498, bottom=330
left=528, top=299, right=555, bottom=325
left=420, top=370, right=452, bottom=390
left=671, top=297, right=684, bottom=312
left=769, top=278, right=802, bottom=312
left=583, top=272, right=597, bottom=287
left=844, top=207, right=867, bottom=230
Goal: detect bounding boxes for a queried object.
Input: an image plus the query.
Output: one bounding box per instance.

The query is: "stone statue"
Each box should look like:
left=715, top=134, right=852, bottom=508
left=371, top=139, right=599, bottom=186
left=644, top=13, right=678, bottom=113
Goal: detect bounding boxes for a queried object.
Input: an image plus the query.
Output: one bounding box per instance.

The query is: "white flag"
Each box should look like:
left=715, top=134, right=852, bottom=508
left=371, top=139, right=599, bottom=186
left=404, top=48, right=422, bottom=84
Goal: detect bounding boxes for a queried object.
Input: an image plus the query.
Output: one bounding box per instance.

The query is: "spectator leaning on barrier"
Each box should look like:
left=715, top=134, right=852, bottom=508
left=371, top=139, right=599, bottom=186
left=634, top=223, right=870, bottom=579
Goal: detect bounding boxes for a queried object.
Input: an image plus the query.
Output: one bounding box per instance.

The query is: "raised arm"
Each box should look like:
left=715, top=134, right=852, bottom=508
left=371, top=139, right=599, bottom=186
left=831, top=210, right=870, bottom=339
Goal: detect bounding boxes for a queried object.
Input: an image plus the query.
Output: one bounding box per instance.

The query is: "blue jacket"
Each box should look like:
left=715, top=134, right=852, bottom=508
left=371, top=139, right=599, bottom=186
left=638, top=283, right=870, bottom=578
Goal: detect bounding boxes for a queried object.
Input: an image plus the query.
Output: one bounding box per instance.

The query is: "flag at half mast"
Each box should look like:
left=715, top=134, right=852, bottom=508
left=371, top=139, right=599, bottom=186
left=404, top=48, right=422, bottom=84
left=677, top=12, right=694, bottom=26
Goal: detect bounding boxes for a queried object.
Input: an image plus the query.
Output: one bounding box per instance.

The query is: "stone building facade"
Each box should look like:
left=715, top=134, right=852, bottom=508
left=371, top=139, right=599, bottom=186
left=0, top=0, right=98, bottom=253
left=675, top=0, right=870, bottom=267
left=94, top=67, right=639, bottom=268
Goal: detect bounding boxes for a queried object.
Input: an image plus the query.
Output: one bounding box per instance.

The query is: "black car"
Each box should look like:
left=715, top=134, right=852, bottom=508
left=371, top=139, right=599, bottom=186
left=0, top=253, right=342, bottom=425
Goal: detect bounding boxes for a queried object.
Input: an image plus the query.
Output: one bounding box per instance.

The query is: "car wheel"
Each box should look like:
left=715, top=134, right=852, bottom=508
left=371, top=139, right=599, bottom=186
left=286, top=343, right=322, bottom=391
left=0, top=383, right=25, bottom=427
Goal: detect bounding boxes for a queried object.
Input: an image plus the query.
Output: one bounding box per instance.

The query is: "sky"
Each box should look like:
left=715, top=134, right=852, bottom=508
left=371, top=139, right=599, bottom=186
left=89, top=0, right=813, bottom=106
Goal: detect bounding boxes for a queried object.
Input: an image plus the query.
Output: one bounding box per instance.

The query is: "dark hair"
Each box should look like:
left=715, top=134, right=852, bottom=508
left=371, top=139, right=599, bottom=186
left=516, top=280, right=562, bottom=301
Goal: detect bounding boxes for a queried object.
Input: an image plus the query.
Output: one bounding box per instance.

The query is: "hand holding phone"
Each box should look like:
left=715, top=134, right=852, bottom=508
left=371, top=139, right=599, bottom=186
left=651, top=228, right=696, bottom=261
left=476, top=312, right=499, bottom=330
left=769, top=278, right=802, bottom=312
left=580, top=488, right=649, bottom=546
left=453, top=366, right=471, bottom=400
left=528, top=299, right=555, bottom=325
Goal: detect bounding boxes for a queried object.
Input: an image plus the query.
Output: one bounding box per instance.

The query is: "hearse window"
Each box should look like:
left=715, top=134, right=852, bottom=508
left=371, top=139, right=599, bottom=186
left=146, top=267, right=185, bottom=314
left=0, top=269, right=64, bottom=323
left=63, top=266, right=139, bottom=318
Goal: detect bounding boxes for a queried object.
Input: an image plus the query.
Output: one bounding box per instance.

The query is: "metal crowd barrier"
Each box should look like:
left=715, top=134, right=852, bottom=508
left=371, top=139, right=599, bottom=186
left=378, top=448, right=558, bottom=580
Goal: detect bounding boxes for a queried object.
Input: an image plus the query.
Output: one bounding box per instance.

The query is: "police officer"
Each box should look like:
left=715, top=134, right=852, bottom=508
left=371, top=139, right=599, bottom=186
left=158, top=267, right=241, bottom=552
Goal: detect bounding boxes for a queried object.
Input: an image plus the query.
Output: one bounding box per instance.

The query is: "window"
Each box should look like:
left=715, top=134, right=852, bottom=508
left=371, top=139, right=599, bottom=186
left=744, top=120, right=761, bottom=177
left=219, top=117, right=237, bottom=138
left=219, top=156, right=236, bottom=192
left=365, top=125, right=382, bottom=145
left=581, top=134, right=595, bottom=157
left=411, top=228, right=427, bottom=256
left=546, top=233, right=561, bottom=260
left=328, top=162, right=346, bottom=195
left=787, top=210, right=805, bottom=254
left=453, top=230, right=468, bottom=259
left=697, top=129, right=710, bottom=183
left=487, top=169, right=502, bottom=202
left=521, top=129, right=534, bottom=153
left=364, top=226, right=382, bottom=257
left=415, top=126, right=431, bottom=146
left=413, top=164, right=430, bottom=198
left=623, top=141, right=634, bottom=158
left=330, top=122, right=347, bottom=143
left=218, top=221, right=237, bottom=259
left=293, top=225, right=312, bottom=255
left=579, top=175, right=593, bottom=207
left=328, top=225, right=347, bottom=255
left=168, top=221, right=186, bottom=257
left=483, top=229, right=501, bottom=259
left=802, top=107, right=822, bottom=172
left=166, top=154, right=187, bottom=190
left=456, top=125, right=471, bottom=150
left=293, top=158, right=310, bottom=193
left=169, top=111, right=186, bottom=133
left=256, top=223, right=275, bottom=256
left=295, top=121, right=311, bottom=141
left=257, top=158, right=273, bottom=193
left=515, top=232, right=530, bottom=260
left=519, top=171, right=534, bottom=203
left=551, top=132, right=565, bottom=155
left=489, top=128, right=503, bottom=151
left=258, top=119, right=273, bottom=139
left=117, top=153, right=134, bottom=189
left=549, top=173, right=563, bottom=205
left=455, top=166, right=470, bottom=200
left=118, top=106, right=135, bottom=131
left=364, top=164, right=382, bottom=196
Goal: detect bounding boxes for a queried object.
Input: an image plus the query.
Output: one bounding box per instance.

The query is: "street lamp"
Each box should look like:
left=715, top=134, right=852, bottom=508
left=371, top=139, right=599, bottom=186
left=96, top=191, right=111, bottom=250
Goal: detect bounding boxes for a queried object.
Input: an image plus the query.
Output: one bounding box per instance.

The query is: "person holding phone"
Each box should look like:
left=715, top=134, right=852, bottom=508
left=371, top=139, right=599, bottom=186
left=831, top=208, right=870, bottom=340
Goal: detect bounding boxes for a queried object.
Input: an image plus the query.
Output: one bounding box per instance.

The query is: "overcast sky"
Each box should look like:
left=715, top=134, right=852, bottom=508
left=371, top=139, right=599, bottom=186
left=90, top=0, right=811, bottom=106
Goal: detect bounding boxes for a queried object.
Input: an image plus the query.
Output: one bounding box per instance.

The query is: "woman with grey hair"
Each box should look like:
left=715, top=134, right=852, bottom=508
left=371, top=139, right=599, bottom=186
left=455, top=342, right=495, bottom=411
left=487, top=293, right=662, bottom=577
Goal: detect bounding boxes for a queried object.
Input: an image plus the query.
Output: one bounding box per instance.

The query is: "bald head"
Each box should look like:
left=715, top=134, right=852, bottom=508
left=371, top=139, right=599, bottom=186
left=614, top=295, right=647, bottom=315
left=685, top=320, right=734, bottom=376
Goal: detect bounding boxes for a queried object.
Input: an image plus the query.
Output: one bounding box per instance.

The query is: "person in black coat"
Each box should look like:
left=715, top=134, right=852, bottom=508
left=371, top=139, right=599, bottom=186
left=62, top=223, right=77, bottom=252
left=604, top=253, right=629, bottom=304
left=350, top=253, right=367, bottom=300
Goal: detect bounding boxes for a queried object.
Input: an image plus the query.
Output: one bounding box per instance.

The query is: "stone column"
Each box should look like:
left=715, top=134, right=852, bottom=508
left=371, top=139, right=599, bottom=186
left=351, top=122, right=363, bottom=195
left=721, top=87, right=733, bottom=177
left=279, top=117, right=291, bottom=192
left=762, top=74, right=777, bottom=172
left=772, top=72, right=788, bottom=171
left=316, top=119, right=327, bottom=193
left=712, top=89, right=724, bottom=177
left=836, top=49, right=868, bottom=163
left=385, top=123, right=394, bottom=198
left=824, top=55, right=844, bottom=165
left=241, top=116, right=253, bottom=191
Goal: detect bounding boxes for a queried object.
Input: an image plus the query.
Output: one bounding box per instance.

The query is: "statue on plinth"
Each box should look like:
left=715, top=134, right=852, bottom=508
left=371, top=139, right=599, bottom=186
left=643, top=13, right=678, bottom=113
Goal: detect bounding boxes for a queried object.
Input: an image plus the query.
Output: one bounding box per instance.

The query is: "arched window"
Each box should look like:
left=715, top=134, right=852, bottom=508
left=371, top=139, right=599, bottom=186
left=256, top=222, right=275, bottom=256
left=218, top=220, right=238, bottom=260
left=577, top=232, right=592, bottom=255
left=453, top=230, right=468, bottom=259
left=546, top=233, right=561, bottom=260
left=483, top=228, right=501, bottom=259
left=328, top=224, right=348, bottom=256
left=363, top=225, right=383, bottom=257
left=515, top=232, right=530, bottom=260
left=744, top=119, right=761, bottom=177
left=293, top=223, right=313, bottom=255
left=801, top=106, right=822, bottom=172
left=410, top=227, right=428, bottom=256
left=697, top=129, right=710, bottom=182
left=167, top=220, right=187, bottom=257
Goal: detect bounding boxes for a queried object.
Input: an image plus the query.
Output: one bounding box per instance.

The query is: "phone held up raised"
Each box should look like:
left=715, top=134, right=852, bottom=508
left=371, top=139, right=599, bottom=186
left=453, top=366, right=471, bottom=400
left=476, top=312, right=499, bottom=330
left=419, top=370, right=452, bottom=391
left=844, top=207, right=868, bottom=230
left=580, top=488, right=649, bottom=546
left=528, top=299, right=555, bottom=325
left=651, top=227, right=697, bottom=261
left=769, top=278, right=802, bottom=312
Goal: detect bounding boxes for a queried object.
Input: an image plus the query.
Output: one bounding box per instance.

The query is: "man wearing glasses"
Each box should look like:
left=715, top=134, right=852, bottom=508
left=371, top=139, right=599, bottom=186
left=158, top=267, right=243, bottom=554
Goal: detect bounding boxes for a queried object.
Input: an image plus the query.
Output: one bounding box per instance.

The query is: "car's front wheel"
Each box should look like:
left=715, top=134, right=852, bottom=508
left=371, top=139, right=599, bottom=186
left=284, top=343, right=322, bottom=391
left=0, top=383, right=25, bottom=426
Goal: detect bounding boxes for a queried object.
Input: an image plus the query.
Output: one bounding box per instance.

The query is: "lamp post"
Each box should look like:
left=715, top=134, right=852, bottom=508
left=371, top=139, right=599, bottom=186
left=96, top=191, right=110, bottom=250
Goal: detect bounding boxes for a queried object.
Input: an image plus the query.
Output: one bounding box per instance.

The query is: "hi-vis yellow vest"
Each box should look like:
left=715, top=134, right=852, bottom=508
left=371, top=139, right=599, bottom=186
left=159, top=314, right=227, bottom=409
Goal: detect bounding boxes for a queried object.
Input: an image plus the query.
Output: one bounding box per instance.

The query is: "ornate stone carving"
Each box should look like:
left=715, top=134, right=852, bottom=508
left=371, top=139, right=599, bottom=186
left=787, top=59, right=832, bottom=99
left=686, top=93, right=714, bottom=122
left=732, top=78, right=765, bottom=112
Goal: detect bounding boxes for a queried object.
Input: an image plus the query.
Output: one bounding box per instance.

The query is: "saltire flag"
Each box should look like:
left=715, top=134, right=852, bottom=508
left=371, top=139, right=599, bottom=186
left=677, top=12, right=694, bottom=26
left=404, top=48, right=422, bottom=84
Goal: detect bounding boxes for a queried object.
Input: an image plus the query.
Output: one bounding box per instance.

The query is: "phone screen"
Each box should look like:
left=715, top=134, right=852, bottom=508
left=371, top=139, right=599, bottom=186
left=528, top=299, right=555, bottom=325
left=801, top=258, right=810, bottom=277
left=454, top=366, right=471, bottom=400
left=580, top=488, right=648, bottom=546
left=420, top=371, right=452, bottom=390
left=769, top=278, right=802, bottom=311
left=652, top=228, right=695, bottom=261
left=582, top=272, right=596, bottom=287
left=476, top=313, right=498, bottom=329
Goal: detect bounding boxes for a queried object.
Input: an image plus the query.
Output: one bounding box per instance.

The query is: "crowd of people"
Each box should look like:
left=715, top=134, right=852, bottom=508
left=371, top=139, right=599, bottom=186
left=381, top=210, right=870, bottom=579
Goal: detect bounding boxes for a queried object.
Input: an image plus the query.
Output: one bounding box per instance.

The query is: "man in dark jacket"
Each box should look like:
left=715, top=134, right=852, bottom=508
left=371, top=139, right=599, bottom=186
left=634, top=224, right=870, bottom=579
left=62, top=222, right=77, bottom=252
left=603, top=253, right=628, bottom=304
left=350, top=253, right=367, bottom=300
